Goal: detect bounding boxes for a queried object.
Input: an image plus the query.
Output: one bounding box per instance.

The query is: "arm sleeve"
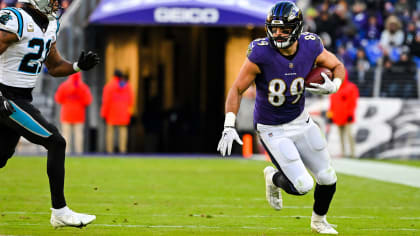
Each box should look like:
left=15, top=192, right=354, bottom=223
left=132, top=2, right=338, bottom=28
left=0, top=8, right=23, bottom=39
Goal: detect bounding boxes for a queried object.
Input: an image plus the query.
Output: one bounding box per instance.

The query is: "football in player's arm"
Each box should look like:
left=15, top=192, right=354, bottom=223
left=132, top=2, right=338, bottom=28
left=0, top=0, right=99, bottom=228
left=217, top=1, right=344, bottom=234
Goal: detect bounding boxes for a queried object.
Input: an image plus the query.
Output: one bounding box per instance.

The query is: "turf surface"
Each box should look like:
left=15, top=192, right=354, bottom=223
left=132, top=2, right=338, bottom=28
left=0, top=157, right=419, bottom=235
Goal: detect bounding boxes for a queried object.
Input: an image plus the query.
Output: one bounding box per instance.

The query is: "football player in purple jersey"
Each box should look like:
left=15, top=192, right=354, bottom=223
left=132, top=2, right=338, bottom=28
left=217, top=1, right=345, bottom=234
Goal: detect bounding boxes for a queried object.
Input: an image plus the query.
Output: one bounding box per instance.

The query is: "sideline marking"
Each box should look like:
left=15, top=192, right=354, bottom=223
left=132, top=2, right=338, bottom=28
left=331, top=158, right=420, bottom=188
left=252, top=155, right=420, bottom=188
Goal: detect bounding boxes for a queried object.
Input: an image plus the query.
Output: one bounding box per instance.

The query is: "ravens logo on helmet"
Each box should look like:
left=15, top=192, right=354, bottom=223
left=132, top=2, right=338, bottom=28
left=265, top=1, right=304, bottom=49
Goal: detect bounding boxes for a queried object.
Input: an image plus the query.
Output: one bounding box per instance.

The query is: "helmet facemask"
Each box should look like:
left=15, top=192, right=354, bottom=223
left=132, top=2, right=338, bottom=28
left=265, top=2, right=303, bottom=49
left=41, top=0, right=61, bottom=19
left=266, top=21, right=302, bottom=49
left=19, top=0, right=61, bottom=19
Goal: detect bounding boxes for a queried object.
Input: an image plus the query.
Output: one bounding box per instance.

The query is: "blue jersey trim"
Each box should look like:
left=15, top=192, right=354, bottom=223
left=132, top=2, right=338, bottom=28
left=3, top=7, right=23, bottom=38
left=9, top=101, right=52, bottom=138
left=56, top=19, right=60, bottom=35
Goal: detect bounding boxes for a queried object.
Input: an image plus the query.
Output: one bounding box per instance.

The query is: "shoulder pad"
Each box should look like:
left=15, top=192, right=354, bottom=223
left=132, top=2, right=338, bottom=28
left=0, top=8, right=23, bottom=39
left=247, top=38, right=269, bottom=57
left=300, top=32, right=324, bottom=54
left=301, top=32, right=322, bottom=43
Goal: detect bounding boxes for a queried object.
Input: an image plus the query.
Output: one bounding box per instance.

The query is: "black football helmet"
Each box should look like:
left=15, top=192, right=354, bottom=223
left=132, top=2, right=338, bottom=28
left=265, top=1, right=303, bottom=49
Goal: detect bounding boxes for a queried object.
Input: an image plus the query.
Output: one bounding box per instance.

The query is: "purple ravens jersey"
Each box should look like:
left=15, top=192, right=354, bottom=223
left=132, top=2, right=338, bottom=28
left=247, top=32, right=324, bottom=126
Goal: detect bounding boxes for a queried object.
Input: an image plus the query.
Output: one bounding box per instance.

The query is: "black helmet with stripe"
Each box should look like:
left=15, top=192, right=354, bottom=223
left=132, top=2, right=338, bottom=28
left=265, top=1, right=303, bottom=49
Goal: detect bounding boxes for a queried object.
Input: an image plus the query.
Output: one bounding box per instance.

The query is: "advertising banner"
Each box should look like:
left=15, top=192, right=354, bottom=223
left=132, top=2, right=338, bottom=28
left=307, top=98, right=420, bottom=159
left=89, top=0, right=284, bottom=26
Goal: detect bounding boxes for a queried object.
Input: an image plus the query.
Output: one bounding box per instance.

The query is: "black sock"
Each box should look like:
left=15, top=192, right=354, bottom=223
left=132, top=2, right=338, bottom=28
left=313, top=183, right=336, bottom=216
left=46, top=135, right=67, bottom=209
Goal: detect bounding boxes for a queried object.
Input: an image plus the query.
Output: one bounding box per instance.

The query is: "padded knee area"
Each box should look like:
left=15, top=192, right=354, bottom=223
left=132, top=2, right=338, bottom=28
left=274, top=158, right=314, bottom=195
left=46, top=133, right=66, bottom=151
left=316, top=167, right=337, bottom=185
left=294, top=174, right=314, bottom=194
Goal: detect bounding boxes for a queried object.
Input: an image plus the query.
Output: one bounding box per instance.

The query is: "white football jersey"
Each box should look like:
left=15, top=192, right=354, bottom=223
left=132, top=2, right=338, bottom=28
left=0, top=7, right=59, bottom=88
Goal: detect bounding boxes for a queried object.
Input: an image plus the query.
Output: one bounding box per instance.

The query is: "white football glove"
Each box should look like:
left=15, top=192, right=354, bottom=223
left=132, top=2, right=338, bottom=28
left=217, top=127, right=243, bottom=156
left=306, top=72, right=342, bottom=95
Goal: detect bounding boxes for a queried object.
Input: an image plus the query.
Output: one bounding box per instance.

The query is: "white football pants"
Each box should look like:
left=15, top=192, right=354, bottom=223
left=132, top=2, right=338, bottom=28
left=257, top=110, right=337, bottom=194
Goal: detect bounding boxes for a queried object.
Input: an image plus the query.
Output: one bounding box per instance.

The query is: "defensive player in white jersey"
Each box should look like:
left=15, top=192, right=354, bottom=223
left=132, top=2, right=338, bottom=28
left=0, top=0, right=99, bottom=228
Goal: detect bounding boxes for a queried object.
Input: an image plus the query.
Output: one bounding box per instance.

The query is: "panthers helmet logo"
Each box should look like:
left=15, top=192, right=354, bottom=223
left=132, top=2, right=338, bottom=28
left=0, top=12, right=12, bottom=25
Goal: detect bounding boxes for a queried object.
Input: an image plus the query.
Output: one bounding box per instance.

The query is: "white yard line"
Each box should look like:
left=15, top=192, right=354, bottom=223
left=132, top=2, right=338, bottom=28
left=0, top=222, right=282, bottom=230
left=0, top=222, right=418, bottom=232
left=331, top=158, right=420, bottom=188
left=95, top=224, right=283, bottom=230
left=2, top=212, right=414, bottom=220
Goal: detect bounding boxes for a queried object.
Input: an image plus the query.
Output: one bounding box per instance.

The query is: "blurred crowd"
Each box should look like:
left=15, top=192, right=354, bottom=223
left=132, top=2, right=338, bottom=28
left=306, top=0, right=419, bottom=69
left=305, top=0, right=420, bottom=97
left=0, top=0, right=72, bottom=15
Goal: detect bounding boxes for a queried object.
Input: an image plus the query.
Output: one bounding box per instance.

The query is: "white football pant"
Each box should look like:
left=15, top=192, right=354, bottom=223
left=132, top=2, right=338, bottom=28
left=257, top=110, right=337, bottom=194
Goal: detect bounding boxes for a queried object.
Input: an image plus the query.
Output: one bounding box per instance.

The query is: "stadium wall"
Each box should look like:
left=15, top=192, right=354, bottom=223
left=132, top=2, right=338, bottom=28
left=307, top=97, right=420, bottom=159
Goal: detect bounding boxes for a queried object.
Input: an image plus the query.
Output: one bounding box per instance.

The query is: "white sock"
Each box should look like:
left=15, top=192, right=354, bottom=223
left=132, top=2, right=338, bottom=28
left=311, top=211, right=326, bottom=222
left=51, top=206, right=71, bottom=215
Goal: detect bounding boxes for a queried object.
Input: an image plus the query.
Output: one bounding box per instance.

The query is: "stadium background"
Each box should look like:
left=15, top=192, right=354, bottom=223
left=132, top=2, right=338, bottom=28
left=4, top=0, right=420, bottom=159
left=1, top=1, right=420, bottom=235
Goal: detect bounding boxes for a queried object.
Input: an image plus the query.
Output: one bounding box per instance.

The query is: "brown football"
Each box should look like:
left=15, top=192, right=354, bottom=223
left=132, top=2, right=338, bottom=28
left=305, top=67, right=333, bottom=88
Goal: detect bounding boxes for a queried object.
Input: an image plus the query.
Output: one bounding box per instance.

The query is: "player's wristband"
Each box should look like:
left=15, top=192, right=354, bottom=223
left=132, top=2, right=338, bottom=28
left=332, top=78, right=342, bottom=92
left=73, top=62, right=81, bottom=72
left=224, top=112, right=236, bottom=127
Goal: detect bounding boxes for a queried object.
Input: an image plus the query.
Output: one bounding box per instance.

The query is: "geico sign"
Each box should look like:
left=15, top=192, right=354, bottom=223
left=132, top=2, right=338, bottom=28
left=154, top=7, right=219, bottom=23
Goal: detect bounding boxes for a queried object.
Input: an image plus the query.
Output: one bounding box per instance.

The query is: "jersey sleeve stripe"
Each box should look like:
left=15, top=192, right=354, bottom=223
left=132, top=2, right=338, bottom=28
left=3, top=7, right=23, bottom=38
left=56, top=19, right=60, bottom=35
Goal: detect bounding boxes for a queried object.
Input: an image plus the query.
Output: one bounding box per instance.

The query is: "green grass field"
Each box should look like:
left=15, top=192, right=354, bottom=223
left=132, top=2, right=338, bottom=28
left=369, top=158, right=420, bottom=168
left=0, top=156, right=419, bottom=235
